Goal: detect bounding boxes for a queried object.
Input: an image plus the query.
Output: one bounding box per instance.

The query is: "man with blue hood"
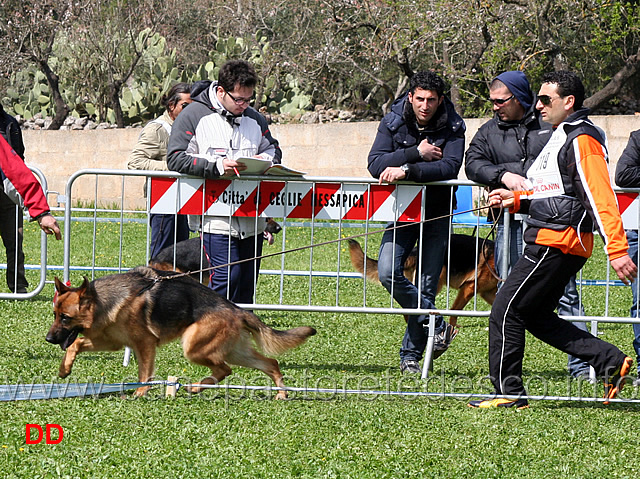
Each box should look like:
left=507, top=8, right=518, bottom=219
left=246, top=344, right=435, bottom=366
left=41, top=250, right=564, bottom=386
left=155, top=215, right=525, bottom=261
left=465, top=70, right=591, bottom=380
left=368, top=71, right=465, bottom=374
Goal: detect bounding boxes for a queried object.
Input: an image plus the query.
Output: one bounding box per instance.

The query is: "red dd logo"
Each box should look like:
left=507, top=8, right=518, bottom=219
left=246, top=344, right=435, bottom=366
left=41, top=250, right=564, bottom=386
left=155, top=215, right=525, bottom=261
left=25, top=424, right=64, bottom=444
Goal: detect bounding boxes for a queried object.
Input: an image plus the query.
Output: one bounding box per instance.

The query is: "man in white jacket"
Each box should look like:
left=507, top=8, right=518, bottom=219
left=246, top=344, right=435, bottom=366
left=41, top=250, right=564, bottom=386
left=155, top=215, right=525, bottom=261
left=167, top=60, right=281, bottom=304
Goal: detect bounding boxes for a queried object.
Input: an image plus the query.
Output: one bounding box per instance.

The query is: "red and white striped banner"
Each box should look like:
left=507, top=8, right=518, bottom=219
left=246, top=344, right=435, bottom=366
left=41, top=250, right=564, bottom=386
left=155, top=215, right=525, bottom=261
left=618, top=192, right=640, bottom=230
left=150, top=178, right=424, bottom=222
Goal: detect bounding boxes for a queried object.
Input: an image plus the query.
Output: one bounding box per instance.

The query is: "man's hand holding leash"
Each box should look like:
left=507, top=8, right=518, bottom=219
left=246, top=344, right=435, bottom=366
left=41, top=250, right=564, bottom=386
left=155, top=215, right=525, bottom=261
left=488, top=188, right=515, bottom=210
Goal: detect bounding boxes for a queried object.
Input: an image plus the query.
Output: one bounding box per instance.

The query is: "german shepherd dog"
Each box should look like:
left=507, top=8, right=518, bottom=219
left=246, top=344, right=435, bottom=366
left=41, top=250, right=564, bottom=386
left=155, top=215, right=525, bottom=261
left=348, top=234, right=498, bottom=326
left=46, top=266, right=315, bottom=399
left=149, top=218, right=282, bottom=284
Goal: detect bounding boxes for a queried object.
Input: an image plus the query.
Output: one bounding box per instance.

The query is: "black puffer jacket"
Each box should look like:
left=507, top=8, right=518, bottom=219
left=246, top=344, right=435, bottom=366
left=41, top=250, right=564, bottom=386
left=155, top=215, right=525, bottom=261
left=465, top=102, right=552, bottom=189
left=367, top=92, right=465, bottom=217
left=0, top=104, right=25, bottom=160
left=615, top=129, right=640, bottom=188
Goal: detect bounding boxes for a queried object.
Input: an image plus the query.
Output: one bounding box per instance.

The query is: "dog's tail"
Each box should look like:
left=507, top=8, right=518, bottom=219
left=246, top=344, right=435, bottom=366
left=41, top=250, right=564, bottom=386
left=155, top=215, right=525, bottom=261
left=347, top=239, right=380, bottom=283
left=242, top=313, right=316, bottom=355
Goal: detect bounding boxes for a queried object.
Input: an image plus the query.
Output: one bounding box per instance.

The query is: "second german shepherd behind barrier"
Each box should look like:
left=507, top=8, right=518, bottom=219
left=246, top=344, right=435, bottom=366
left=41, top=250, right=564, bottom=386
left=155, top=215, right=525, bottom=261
left=348, top=234, right=498, bottom=326
left=46, top=266, right=315, bottom=399
left=149, top=218, right=282, bottom=284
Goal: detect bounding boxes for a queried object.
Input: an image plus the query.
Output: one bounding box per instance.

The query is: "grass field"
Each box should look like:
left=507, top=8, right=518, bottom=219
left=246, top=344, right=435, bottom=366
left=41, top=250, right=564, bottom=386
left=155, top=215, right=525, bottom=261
left=1, top=217, right=640, bottom=478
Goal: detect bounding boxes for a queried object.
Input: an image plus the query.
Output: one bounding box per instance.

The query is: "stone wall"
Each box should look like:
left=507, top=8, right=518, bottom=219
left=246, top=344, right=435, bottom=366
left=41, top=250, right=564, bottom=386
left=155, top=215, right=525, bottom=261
left=22, top=115, right=640, bottom=209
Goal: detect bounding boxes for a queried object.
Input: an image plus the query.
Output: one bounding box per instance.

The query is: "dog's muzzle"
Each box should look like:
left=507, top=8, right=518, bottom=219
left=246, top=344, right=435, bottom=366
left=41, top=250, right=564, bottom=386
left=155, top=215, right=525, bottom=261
left=46, top=328, right=81, bottom=351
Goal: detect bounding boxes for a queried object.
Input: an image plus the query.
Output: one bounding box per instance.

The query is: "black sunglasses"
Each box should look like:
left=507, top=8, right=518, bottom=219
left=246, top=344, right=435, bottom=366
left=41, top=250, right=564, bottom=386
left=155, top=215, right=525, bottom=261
left=538, top=95, right=561, bottom=106
left=489, top=95, right=514, bottom=105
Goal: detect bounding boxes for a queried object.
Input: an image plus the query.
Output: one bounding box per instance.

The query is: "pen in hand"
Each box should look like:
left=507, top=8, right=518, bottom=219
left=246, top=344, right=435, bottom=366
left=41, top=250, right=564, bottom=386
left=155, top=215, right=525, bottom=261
left=233, top=166, right=241, bottom=177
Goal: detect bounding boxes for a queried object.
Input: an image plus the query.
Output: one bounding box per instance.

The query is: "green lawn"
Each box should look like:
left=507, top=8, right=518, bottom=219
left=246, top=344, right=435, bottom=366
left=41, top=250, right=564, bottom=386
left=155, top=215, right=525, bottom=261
left=1, top=218, right=639, bottom=478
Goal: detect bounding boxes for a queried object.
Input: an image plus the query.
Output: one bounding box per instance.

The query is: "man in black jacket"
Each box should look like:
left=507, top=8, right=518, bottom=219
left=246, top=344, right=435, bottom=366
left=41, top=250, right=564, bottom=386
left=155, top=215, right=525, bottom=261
left=614, top=129, right=640, bottom=384
left=368, top=71, right=465, bottom=374
left=465, top=71, right=591, bottom=380
left=0, top=103, right=28, bottom=293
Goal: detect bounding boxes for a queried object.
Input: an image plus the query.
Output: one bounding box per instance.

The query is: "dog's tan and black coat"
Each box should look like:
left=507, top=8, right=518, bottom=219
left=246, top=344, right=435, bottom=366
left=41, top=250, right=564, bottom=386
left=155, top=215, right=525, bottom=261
left=46, top=266, right=315, bottom=399
left=348, top=234, right=498, bottom=326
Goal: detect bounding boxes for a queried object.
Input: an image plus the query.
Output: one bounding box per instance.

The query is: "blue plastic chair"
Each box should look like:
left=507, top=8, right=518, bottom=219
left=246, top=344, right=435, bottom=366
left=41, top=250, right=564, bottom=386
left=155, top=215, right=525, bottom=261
left=451, top=185, right=487, bottom=225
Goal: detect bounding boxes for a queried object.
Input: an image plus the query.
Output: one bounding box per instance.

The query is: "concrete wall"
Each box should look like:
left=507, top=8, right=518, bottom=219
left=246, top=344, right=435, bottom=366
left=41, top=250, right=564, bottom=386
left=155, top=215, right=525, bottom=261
left=22, top=115, right=640, bottom=209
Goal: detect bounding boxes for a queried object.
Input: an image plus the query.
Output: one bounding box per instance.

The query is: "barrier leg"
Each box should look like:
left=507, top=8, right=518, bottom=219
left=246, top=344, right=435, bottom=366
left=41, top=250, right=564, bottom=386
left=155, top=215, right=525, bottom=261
left=589, top=320, right=598, bottom=384
left=421, top=313, right=436, bottom=379
left=123, top=347, right=132, bottom=367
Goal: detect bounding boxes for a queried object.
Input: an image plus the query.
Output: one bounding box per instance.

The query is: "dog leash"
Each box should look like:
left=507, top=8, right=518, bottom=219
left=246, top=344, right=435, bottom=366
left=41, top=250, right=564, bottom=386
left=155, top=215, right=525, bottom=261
left=481, top=201, right=506, bottom=283
left=160, top=204, right=504, bottom=282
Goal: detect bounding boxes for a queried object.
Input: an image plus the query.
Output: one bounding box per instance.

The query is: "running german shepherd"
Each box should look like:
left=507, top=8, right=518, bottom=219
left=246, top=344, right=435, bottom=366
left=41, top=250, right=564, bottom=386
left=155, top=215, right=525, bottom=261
left=348, top=234, right=498, bottom=326
left=149, top=218, right=282, bottom=284
left=46, top=266, right=315, bottom=399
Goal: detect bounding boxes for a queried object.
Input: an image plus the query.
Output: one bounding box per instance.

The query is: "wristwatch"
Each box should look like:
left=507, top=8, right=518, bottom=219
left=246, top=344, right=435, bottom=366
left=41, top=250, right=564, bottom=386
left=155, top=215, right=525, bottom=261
left=400, top=164, right=410, bottom=180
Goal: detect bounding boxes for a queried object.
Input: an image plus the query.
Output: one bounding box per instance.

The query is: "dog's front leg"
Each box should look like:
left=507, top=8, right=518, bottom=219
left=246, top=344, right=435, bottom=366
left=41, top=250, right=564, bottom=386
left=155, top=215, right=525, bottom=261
left=58, top=338, right=85, bottom=378
left=133, top=343, right=157, bottom=397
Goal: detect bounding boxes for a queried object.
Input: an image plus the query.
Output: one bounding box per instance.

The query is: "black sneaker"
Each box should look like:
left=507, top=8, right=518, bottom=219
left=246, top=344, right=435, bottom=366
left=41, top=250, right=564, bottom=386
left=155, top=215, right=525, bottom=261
left=400, top=360, right=421, bottom=375
left=603, top=356, right=633, bottom=404
left=433, top=323, right=459, bottom=359
left=468, top=397, right=529, bottom=409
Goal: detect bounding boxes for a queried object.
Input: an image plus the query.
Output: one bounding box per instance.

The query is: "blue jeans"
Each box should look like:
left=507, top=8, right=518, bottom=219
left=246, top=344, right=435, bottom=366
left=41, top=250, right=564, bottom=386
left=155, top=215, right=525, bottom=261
left=378, top=218, right=449, bottom=362
left=203, top=233, right=263, bottom=305
left=626, top=229, right=640, bottom=374
left=149, top=214, right=190, bottom=260
left=497, top=217, right=590, bottom=377
left=495, top=218, right=524, bottom=280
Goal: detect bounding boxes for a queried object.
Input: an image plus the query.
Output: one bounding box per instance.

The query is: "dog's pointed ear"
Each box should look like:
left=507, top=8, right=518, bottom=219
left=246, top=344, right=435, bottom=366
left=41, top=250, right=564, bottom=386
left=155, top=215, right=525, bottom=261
left=79, top=276, right=90, bottom=291
left=54, top=277, right=71, bottom=294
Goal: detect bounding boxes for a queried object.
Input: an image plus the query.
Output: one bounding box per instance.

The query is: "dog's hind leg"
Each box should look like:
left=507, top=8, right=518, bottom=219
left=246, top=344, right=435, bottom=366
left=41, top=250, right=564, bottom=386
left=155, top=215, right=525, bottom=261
left=185, top=363, right=233, bottom=395
left=227, top=348, right=288, bottom=400
left=181, top=321, right=234, bottom=394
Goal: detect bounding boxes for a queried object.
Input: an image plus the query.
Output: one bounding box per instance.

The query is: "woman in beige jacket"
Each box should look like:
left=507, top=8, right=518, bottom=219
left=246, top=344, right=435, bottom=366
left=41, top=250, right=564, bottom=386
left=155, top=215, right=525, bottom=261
left=128, top=83, right=192, bottom=258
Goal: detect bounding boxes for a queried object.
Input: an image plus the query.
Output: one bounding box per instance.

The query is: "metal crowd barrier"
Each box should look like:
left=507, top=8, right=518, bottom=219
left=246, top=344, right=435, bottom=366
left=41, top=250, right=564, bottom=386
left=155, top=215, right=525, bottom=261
left=0, top=166, right=49, bottom=300
left=57, top=170, right=640, bottom=378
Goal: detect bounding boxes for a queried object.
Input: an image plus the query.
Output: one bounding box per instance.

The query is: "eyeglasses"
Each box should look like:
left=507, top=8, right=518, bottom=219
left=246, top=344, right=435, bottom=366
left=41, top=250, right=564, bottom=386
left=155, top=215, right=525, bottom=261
left=180, top=102, right=190, bottom=109
left=226, top=90, right=253, bottom=105
left=537, top=95, right=561, bottom=106
left=489, top=95, right=514, bottom=105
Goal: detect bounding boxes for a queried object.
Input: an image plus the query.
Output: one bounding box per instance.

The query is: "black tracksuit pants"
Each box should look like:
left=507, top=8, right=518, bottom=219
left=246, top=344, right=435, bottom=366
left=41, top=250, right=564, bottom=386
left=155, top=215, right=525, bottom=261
left=0, top=191, right=27, bottom=292
left=489, top=243, right=627, bottom=396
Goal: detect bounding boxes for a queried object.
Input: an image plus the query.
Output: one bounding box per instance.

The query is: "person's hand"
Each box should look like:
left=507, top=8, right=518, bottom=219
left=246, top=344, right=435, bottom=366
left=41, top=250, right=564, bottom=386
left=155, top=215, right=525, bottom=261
left=417, top=139, right=442, bottom=161
left=38, top=213, right=62, bottom=240
left=488, top=188, right=515, bottom=209
left=610, top=254, right=638, bottom=285
left=501, top=172, right=529, bottom=191
left=378, top=166, right=406, bottom=184
left=222, top=157, right=246, bottom=177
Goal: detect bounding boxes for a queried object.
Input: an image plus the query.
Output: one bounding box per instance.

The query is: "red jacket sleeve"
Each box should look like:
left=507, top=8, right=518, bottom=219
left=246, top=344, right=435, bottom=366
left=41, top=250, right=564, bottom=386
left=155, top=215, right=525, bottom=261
left=0, top=135, right=49, bottom=219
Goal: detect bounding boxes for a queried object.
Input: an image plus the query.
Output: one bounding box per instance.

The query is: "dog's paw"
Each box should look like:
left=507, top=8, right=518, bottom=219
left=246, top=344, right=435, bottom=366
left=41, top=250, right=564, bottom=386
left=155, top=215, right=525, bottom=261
left=133, top=386, right=151, bottom=397
left=274, top=390, right=288, bottom=400
left=184, top=384, right=203, bottom=394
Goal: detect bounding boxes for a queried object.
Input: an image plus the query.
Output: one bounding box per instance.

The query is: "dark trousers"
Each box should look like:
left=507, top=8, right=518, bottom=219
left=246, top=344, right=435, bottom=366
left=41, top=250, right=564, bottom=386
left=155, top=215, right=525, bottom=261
left=489, top=244, right=626, bottom=396
left=0, top=192, right=27, bottom=293
left=149, top=214, right=189, bottom=260
left=203, top=233, right=263, bottom=305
